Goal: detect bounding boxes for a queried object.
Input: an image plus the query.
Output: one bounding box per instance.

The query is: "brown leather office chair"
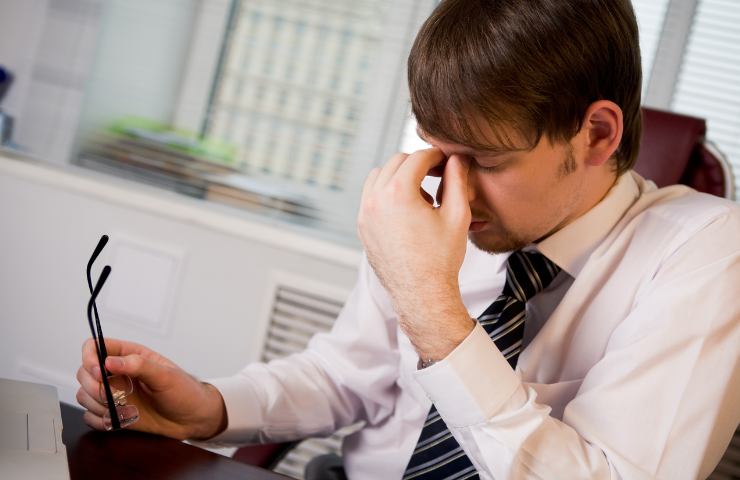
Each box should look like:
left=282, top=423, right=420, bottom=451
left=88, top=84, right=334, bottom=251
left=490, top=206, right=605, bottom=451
left=232, top=441, right=298, bottom=471
left=634, top=107, right=735, bottom=199
left=229, top=107, right=737, bottom=473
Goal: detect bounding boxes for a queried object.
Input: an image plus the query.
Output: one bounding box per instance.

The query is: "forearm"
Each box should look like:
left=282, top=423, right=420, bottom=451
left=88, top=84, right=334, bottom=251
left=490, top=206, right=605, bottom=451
left=395, top=282, right=476, bottom=364
left=205, top=350, right=378, bottom=445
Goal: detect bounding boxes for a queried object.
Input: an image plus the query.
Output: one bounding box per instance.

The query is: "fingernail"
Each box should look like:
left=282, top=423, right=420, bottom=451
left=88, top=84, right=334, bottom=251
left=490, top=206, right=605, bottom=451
left=103, top=404, right=139, bottom=431
left=106, top=357, right=124, bottom=369
left=93, top=366, right=101, bottom=380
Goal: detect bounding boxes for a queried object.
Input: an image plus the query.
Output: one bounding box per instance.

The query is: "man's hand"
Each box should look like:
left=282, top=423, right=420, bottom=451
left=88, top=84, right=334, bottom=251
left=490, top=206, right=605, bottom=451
left=76, top=338, right=227, bottom=440
left=357, top=149, right=475, bottom=360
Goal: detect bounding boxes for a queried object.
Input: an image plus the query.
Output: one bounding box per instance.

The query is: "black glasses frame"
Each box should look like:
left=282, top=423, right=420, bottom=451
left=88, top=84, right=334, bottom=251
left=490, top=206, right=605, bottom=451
left=86, top=235, right=121, bottom=430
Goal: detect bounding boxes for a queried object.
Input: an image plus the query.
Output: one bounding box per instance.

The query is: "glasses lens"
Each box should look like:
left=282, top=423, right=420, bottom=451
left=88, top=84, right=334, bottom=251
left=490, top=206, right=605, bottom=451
left=99, top=374, right=134, bottom=406
left=102, top=404, right=139, bottom=431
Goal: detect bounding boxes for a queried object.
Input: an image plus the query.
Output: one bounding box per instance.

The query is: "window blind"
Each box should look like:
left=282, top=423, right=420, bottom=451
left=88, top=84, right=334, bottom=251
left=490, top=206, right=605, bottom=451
left=632, top=0, right=672, bottom=97
left=205, top=0, right=400, bottom=191
left=671, top=0, right=740, bottom=196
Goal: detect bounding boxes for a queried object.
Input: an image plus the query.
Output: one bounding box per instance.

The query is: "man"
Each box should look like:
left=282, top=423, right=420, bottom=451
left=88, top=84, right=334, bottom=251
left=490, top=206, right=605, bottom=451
left=77, top=0, right=740, bottom=478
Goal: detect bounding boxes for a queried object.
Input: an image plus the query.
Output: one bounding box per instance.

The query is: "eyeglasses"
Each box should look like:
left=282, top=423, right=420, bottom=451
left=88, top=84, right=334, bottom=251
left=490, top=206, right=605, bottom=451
left=86, top=235, right=137, bottom=430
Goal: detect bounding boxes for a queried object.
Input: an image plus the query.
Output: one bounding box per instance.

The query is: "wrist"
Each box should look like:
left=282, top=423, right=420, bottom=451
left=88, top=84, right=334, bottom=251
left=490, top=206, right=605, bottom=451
left=401, top=301, right=475, bottom=363
left=190, top=382, right=228, bottom=440
left=416, top=316, right=476, bottom=363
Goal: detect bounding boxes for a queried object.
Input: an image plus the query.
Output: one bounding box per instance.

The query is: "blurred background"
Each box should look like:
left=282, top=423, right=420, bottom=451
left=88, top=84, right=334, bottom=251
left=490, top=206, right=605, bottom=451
left=0, top=0, right=738, bottom=474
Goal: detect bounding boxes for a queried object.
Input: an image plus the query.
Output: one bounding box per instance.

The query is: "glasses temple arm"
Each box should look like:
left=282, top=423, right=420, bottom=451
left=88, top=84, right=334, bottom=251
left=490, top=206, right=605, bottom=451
left=87, top=235, right=110, bottom=367
left=87, top=265, right=120, bottom=430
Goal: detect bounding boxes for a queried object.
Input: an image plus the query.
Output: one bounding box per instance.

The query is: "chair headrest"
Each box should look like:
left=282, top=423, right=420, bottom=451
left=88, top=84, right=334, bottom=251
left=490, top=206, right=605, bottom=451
left=634, top=107, right=706, bottom=187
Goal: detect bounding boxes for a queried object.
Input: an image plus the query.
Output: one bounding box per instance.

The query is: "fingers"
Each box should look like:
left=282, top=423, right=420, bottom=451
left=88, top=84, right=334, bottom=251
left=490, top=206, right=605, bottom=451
left=82, top=336, right=151, bottom=359
left=436, top=176, right=445, bottom=206
left=77, top=365, right=101, bottom=397
left=440, top=155, right=471, bottom=219
left=81, top=338, right=100, bottom=372
left=359, top=148, right=454, bottom=222
left=104, top=353, right=170, bottom=392
left=360, top=167, right=380, bottom=206
left=82, top=337, right=171, bottom=375
left=76, top=386, right=108, bottom=417
left=395, top=148, right=447, bottom=190
left=362, top=149, right=445, bottom=210
left=372, top=149, right=446, bottom=192
left=427, top=158, right=448, bottom=178
left=83, top=410, right=106, bottom=431
left=373, top=153, right=408, bottom=188
left=82, top=337, right=129, bottom=372
left=78, top=338, right=169, bottom=433
left=76, top=365, right=108, bottom=417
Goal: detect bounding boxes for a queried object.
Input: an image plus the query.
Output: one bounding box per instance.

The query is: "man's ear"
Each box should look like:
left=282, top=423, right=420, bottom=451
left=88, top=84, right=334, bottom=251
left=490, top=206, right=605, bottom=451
left=580, top=100, right=623, bottom=167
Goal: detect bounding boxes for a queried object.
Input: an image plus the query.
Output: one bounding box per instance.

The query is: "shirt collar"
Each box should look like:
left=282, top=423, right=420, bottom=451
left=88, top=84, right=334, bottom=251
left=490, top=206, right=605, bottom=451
left=535, top=171, right=641, bottom=277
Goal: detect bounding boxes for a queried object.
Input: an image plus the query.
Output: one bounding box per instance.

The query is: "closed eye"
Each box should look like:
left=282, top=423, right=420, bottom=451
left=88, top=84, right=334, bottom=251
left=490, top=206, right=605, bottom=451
left=472, top=159, right=504, bottom=172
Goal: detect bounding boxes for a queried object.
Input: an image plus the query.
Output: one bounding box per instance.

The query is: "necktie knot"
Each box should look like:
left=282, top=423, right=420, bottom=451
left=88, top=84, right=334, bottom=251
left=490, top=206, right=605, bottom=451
left=503, top=250, right=561, bottom=303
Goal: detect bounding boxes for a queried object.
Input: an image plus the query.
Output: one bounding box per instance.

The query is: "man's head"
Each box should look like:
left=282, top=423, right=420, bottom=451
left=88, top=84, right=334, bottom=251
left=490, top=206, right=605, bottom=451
left=408, top=0, right=642, bottom=252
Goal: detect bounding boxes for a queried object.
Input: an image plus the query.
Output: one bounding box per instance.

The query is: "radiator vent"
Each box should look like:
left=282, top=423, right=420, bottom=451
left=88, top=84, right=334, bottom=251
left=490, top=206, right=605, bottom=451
left=261, top=285, right=344, bottom=362
left=261, top=280, right=359, bottom=480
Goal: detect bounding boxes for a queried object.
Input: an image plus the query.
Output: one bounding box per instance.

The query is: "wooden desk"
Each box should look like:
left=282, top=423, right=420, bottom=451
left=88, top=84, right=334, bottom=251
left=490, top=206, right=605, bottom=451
left=61, top=403, right=291, bottom=480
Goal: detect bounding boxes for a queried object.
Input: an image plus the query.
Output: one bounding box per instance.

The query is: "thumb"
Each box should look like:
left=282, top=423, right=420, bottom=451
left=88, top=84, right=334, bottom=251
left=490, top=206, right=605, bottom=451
left=105, top=354, right=170, bottom=391
left=440, top=155, right=471, bottom=219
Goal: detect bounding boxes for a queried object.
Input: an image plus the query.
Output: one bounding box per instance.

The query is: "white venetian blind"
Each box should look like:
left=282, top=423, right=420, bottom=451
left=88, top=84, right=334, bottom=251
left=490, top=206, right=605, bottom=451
left=670, top=0, right=740, bottom=196
left=205, top=0, right=399, bottom=191
left=632, top=0, right=672, bottom=97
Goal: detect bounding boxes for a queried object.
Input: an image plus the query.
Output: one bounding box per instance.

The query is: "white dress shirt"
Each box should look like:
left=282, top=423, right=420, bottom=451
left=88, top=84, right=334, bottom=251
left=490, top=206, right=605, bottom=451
left=209, top=171, right=740, bottom=479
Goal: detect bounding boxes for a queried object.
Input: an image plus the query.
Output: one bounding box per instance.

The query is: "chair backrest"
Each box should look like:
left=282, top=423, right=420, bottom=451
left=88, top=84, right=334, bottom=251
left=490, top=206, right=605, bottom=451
left=634, top=107, right=735, bottom=199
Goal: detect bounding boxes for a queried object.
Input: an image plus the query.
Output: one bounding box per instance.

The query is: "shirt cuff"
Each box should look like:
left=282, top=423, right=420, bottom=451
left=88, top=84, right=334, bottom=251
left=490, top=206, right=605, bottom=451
left=413, top=321, right=525, bottom=427
left=201, top=375, right=263, bottom=445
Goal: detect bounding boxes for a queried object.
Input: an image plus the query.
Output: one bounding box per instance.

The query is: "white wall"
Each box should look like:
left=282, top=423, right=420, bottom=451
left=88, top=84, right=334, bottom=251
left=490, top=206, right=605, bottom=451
left=0, top=152, right=361, bottom=405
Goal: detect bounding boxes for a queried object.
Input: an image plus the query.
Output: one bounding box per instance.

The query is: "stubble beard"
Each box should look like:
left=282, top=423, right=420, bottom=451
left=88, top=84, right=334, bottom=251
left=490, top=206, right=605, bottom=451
left=468, top=226, right=531, bottom=254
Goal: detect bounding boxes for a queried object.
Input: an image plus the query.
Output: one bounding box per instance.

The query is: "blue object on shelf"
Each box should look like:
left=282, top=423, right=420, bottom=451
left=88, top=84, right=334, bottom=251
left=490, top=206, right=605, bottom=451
left=0, top=66, right=13, bottom=104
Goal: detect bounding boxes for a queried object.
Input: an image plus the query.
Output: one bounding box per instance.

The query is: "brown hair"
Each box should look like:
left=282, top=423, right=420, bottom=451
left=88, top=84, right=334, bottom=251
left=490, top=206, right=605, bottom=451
left=408, top=0, right=643, bottom=174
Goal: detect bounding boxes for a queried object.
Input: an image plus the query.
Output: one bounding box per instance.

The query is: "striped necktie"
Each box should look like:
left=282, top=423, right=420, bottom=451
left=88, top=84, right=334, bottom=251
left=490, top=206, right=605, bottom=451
left=402, top=250, right=561, bottom=480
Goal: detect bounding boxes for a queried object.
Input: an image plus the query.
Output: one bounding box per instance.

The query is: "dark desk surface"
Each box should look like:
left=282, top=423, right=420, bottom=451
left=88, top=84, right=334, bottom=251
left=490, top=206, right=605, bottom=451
left=61, top=403, right=291, bottom=480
